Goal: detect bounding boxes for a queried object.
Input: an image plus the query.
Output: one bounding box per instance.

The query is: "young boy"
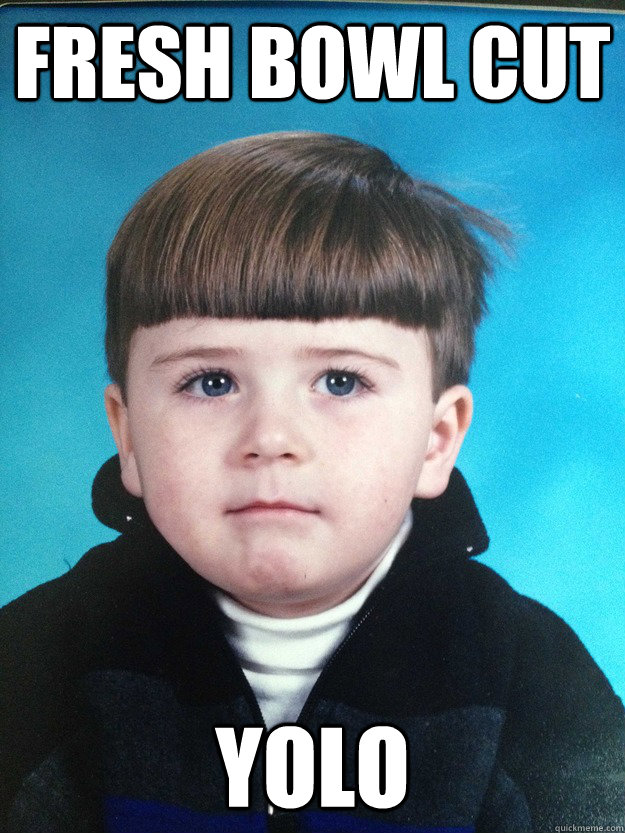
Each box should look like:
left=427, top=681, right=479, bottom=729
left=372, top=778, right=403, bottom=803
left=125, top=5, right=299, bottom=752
left=1, top=133, right=623, bottom=833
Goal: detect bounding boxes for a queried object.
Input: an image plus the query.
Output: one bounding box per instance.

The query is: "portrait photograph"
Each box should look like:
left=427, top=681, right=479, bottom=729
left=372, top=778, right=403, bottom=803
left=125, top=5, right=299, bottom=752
left=1, top=2, right=623, bottom=831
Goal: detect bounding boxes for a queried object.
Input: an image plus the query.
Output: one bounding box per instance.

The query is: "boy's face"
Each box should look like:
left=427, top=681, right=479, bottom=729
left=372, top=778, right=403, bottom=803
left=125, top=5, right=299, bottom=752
left=106, top=318, right=471, bottom=617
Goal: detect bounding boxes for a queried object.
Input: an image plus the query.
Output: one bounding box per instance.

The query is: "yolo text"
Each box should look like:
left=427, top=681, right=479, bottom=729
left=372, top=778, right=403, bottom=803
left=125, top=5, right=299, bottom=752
left=214, top=725, right=408, bottom=810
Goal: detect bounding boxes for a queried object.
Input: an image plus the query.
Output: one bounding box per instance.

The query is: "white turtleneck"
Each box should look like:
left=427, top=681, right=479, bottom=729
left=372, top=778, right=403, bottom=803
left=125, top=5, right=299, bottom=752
left=214, top=511, right=412, bottom=729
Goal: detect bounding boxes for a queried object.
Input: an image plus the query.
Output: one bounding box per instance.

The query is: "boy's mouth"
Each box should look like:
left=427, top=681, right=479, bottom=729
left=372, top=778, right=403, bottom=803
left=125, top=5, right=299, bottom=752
left=226, top=500, right=319, bottom=515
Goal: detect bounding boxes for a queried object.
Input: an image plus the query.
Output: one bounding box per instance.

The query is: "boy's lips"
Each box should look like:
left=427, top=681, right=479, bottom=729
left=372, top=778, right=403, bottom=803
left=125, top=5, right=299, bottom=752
left=226, top=500, right=320, bottom=515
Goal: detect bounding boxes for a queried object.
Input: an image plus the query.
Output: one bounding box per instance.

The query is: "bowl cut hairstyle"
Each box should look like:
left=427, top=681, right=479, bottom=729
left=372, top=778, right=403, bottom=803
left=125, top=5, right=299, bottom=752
left=106, top=132, right=509, bottom=399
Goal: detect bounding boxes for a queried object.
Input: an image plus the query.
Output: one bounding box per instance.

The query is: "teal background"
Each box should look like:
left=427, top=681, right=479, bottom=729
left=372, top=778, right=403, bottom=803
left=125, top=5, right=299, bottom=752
left=1, top=3, right=624, bottom=698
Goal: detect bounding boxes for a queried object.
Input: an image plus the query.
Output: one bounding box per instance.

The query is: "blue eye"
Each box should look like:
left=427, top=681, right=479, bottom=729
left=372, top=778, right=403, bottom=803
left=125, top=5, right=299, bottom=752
left=323, top=371, right=359, bottom=397
left=200, top=372, right=233, bottom=397
left=179, top=371, right=234, bottom=398
left=180, top=369, right=238, bottom=399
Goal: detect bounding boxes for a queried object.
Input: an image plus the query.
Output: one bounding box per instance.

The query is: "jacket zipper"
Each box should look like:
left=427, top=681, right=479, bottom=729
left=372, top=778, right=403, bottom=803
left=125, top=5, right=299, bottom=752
left=297, top=603, right=378, bottom=725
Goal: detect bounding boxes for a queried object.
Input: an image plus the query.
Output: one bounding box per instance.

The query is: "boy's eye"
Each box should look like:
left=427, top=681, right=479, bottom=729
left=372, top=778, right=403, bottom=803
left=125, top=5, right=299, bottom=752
left=184, top=371, right=235, bottom=398
left=317, top=370, right=364, bottom=397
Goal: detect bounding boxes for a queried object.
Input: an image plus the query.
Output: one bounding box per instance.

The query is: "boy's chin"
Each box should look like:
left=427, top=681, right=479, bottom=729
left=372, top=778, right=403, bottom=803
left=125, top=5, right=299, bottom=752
left=178, top=535, right=380, bottom=617
left=224, top=557, right=352, bottom=618
left=231, top=549, right=323, bottom=615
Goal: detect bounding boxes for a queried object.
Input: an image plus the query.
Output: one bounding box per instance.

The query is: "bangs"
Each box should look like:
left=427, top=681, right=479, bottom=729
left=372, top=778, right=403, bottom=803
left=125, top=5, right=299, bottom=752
left=106, top=133, right=507, bottom=395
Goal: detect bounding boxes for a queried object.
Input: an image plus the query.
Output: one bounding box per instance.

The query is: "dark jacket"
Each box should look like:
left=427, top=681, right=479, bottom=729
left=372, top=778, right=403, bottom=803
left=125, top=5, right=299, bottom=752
left=1, top=458, right=623, bottom=833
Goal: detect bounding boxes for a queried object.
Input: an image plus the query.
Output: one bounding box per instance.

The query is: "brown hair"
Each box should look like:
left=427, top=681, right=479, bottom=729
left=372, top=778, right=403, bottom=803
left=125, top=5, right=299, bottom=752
left=106, top=131, right=510, bottom=398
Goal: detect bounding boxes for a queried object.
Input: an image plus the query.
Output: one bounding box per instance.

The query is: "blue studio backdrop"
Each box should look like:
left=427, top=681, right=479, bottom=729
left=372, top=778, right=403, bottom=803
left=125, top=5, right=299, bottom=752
left=1, top=2, right=624, bottom=699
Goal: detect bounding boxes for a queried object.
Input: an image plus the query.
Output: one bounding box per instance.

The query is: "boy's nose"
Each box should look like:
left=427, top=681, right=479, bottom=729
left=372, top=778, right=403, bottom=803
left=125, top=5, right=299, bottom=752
left=236, top=395, right=311, bottom=465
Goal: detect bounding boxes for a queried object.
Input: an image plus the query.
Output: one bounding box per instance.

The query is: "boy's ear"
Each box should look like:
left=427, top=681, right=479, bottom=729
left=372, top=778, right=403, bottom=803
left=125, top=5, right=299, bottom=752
left=414, top=385, right=473, bottom=499
left=104, top=384, right=143, bottom=498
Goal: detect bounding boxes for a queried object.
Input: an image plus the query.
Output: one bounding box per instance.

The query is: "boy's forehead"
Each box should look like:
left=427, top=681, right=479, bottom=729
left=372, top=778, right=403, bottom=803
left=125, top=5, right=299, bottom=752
left=128, top=317, right=431, bottom=371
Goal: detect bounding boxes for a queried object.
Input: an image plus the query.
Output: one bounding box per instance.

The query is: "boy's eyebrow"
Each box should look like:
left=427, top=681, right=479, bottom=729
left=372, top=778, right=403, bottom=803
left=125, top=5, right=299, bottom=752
left=151, top=347, right=244, bottom=367
left=150, top=345, right=400, bottom=370
left=298, top=347, right=400, bottom=370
